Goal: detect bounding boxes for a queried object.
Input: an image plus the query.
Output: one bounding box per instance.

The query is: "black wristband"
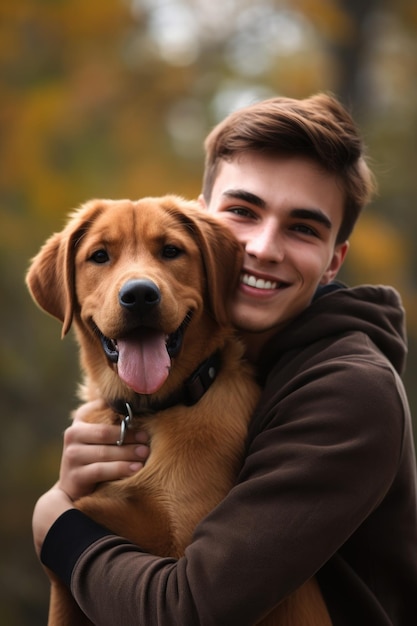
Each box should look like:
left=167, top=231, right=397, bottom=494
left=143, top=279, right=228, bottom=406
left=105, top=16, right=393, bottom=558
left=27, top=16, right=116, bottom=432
left=40, top=508, right=113, bottom=587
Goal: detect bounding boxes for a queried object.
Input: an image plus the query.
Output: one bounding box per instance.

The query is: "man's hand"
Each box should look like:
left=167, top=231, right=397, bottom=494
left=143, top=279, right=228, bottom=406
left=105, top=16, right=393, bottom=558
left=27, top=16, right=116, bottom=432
left=58, top=400, right=150, bottom=501
left=33, top=400, right=150, bottom=558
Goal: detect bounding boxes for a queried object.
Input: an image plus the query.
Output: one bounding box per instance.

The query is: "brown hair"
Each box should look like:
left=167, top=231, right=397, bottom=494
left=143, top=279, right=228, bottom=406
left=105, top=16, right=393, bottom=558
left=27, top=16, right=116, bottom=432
left=202, top=93, right=376, bottom=243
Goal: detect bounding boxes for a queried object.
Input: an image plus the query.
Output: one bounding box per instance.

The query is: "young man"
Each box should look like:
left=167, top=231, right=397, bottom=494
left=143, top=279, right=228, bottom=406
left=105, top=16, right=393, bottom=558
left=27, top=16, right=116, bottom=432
left=33, top=94, right=417, bottom=624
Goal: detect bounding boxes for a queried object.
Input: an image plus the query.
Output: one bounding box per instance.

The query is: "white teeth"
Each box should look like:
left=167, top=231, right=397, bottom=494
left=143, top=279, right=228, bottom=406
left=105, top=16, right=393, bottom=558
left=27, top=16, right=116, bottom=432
left=241, top=273, right=277, bottom=290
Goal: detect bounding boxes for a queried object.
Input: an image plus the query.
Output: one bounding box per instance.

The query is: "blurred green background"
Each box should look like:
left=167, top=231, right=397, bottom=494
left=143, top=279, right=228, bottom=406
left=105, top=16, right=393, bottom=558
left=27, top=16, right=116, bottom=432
left=1, top=0, right=416, bottom=623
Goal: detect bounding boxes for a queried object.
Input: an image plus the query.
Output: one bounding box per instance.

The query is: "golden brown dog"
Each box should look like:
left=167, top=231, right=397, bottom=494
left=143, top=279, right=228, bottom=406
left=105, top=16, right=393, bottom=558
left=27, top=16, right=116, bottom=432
left=27, top=196, right=331, bottom=626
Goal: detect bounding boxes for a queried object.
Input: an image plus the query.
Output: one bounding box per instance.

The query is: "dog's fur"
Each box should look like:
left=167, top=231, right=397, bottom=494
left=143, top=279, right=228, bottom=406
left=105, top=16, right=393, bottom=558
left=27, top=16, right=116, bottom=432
left=27, top=196, right=331, bottom=626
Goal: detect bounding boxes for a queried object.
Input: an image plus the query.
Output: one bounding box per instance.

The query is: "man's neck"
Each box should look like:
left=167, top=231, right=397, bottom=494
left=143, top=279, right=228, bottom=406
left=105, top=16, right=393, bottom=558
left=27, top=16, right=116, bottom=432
left=239, top=328, right=279, bottom=364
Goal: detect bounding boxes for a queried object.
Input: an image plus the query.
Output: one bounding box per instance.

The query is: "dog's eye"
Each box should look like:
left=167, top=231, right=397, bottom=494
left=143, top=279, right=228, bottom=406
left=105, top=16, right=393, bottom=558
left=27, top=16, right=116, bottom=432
left=162, top=245, right=182, bottom=259
left=89, top=249, right=109, bottom=264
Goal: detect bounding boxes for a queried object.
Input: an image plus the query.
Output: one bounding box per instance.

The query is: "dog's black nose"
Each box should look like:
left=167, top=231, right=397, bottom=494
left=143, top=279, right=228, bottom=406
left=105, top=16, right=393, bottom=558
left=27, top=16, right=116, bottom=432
left=119, top=279, right=161, bottom=315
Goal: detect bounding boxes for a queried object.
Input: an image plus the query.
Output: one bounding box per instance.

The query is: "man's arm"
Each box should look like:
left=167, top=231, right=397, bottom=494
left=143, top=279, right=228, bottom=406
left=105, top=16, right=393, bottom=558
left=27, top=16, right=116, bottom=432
left=35, top=360, right=405, bottom=626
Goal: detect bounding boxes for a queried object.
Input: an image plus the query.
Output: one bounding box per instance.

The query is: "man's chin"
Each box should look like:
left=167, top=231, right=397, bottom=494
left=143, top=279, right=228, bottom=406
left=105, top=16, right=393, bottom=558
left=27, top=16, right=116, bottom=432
left=232, top=312, right=281, bottom=336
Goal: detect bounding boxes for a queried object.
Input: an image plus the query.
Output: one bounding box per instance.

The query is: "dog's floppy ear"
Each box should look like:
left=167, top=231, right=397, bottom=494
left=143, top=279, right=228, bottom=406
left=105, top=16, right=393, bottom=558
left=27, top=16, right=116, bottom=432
left=176, top=200, right=243, bottom=327
left=26, top=200, right=103, bottom=337
left=199, top=218, right=243, bottom=327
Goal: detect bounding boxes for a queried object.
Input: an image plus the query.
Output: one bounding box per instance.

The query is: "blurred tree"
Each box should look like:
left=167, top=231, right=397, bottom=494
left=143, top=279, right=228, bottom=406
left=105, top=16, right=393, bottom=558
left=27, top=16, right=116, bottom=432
left=1, top=0, right=416, bottom=623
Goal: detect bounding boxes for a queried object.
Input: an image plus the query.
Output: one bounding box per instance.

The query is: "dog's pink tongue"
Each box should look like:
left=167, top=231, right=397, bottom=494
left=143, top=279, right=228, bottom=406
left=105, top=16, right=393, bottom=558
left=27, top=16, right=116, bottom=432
left=117, top=329, right=170, bottom=395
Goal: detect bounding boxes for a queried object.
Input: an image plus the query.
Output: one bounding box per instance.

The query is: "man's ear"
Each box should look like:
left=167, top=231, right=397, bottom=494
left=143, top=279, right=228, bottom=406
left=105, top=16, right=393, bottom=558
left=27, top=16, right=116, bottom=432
left=197, top=194, right=207, bottom=210
left=320, top=241, right=349, bottom=284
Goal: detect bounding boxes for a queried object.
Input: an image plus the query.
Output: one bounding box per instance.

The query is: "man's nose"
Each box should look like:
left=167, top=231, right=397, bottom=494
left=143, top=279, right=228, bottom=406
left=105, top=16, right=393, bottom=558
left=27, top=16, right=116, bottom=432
left=245, top=224, right=284, bottom=263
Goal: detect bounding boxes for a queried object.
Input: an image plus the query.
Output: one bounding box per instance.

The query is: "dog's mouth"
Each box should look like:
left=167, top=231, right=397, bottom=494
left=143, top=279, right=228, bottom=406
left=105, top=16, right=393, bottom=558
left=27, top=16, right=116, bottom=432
left=95, top=314, right=191, bottom=395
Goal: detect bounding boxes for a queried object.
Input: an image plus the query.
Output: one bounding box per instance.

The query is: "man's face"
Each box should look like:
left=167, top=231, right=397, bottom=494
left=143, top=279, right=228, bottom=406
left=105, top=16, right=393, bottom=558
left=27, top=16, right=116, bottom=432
left=199, top=152, right=348, bottom=342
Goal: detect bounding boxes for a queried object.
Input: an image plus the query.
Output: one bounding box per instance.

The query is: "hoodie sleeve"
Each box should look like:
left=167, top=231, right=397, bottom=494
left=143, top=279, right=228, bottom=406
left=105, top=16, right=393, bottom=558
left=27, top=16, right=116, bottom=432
left=41, top=344, right=410, bottom=626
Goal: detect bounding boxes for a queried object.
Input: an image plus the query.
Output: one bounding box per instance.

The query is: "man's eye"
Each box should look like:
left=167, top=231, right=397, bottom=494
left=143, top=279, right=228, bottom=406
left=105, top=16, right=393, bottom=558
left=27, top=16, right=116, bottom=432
left=89, top=249, right=109, bottom=264
left=292, top=224, right=318, bottom=237
left=229, top=206, right=252, bottom=217
left=162, top=245, right=182, bottom=258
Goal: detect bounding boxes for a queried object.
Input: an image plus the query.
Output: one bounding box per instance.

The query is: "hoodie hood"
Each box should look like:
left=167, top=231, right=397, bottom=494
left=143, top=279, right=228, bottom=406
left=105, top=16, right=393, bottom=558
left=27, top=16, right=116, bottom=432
left=258, top=284, right=407, bottom=379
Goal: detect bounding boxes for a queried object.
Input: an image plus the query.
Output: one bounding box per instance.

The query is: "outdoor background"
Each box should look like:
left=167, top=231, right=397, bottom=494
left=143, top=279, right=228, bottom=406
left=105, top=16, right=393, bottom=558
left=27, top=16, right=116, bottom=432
left=1, top=0, right=416, bottom=623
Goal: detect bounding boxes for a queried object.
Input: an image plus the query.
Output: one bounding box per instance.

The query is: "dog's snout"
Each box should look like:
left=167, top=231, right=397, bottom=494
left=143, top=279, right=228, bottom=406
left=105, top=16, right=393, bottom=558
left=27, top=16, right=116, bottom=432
left=119, top=279, right=161, bottom=315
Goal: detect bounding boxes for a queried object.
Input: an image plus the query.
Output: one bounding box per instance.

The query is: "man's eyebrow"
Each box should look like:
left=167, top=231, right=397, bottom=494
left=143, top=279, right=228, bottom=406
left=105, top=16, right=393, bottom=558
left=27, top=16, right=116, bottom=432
left=222, top=190, right=333, bottom=229
left=291, top=208, right=332, bottom=230
left=222, top=189, right=266, bottom=209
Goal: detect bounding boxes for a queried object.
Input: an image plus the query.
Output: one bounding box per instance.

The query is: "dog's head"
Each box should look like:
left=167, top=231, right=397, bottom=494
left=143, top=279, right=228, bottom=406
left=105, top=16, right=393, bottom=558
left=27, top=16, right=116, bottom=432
left=26, top=195, right=243, bottom=398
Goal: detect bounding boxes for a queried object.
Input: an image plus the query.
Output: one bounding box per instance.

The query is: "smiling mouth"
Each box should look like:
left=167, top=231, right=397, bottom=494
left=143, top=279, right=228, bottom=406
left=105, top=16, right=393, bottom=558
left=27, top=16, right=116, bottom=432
left=240, top=272, right=288, bottom=290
